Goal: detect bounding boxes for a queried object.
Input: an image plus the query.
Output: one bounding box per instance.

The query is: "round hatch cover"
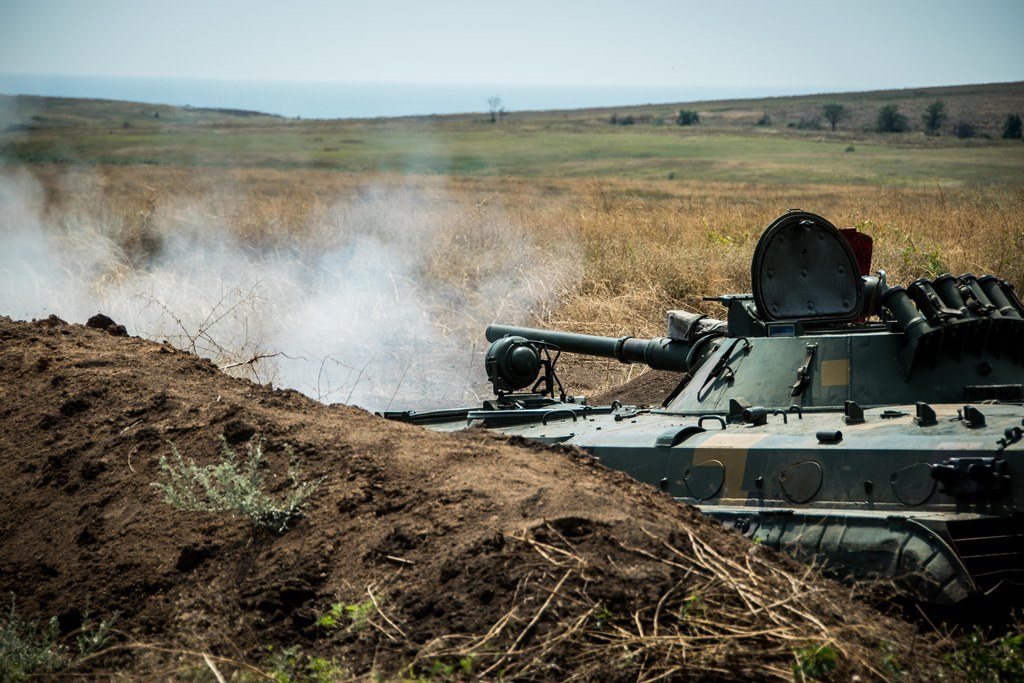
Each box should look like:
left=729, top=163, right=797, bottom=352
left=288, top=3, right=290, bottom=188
left=779, top=460, right=823, bottom=503
left=683, top=459, right=725, bottom=501
left=752, top=211, right=863, bottom=322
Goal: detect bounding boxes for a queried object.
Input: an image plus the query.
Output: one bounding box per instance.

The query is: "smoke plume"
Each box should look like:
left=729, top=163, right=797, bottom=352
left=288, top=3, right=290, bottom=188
left=0, top=168, right=580, bottom=412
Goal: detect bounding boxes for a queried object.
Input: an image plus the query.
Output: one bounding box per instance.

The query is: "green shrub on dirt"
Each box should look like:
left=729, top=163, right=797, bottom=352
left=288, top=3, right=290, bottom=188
left=0, top=596, right=115, bottom=682
left=151, top=436, right=322, bottom=534
left=948, top=627, right=1024, bottom=682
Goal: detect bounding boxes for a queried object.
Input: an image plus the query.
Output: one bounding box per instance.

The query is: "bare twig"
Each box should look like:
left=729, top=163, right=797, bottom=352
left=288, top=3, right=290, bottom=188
left=367, top=585, right=407, bottom=640
left=218, top=352, right=282, bottom=371
left=202, top=652, right=227, bottom=683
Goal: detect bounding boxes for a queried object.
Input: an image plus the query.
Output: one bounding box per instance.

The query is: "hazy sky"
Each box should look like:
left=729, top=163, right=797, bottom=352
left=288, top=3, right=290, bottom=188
left=1, top=0, right=1022, bottom=90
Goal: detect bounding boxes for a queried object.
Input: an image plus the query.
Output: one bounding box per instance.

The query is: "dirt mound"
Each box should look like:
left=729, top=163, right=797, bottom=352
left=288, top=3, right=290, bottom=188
left=0, top=315, right=943, bottom=680
left=586, top=369, right=684, bottom=407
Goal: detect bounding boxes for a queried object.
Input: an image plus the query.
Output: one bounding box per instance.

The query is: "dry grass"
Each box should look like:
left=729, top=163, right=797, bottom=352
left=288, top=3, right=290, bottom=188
left=14, top=163, right=1024, bottom=393
left=414, top=523, right=928, bottom=681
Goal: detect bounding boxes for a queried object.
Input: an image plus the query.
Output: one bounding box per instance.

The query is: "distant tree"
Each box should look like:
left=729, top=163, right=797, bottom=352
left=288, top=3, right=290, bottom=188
left=676, top=109, right=700, bottom=126
left=952, top=121, right=977, bottom=139
left=922, top=100, right=947, bottom=136
left=876, top=104, right=909, bottom=133
left=1003, top=113, right=1023, bottom=140
left=789, top=117, right=822, bottom=130
left=821, top=103, right=847, bottom=132
left=487, top=95, right=504, bottom=123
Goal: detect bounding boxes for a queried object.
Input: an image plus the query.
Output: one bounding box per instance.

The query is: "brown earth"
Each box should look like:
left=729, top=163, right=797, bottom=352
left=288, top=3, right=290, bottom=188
left=0, top=315, right=948, bottom=680
left=587, top=369, right=684, bottom=407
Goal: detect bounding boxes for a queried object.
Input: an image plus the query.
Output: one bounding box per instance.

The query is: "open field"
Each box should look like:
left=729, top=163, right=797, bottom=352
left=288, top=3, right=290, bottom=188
left=3, top=82, right=1024, bottom=184
left=6, top=122, right=1024, bottom=184
left=5, top=163, right=1022, bottom=392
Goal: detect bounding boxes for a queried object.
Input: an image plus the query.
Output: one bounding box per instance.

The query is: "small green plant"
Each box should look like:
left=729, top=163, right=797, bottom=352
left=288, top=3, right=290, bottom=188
left=314, top=603, right=344, bottom=631
left=592, top=603, right=615, bottom=629
left=72, top=605, right=117, bottom=658
left=900, top=243, right=946, bottom=279
left=0, top=596, right=116, bottom=682
left=259, top=645, right=347, bottom=683
left=459, top=657, right=474, bottom=676
left=678, top=593, right=706, bottom=621
left=704, top=215, right=736, bottom=247
left=316, top=599, right=375, bottom=634
left=792, top=643, right=839, bottom=681
left=403, top=656, right=475, bottom=682
left=878, top=640, right=903, bottom=681
left=0, top=601, right=63, bottom=681
left=429, top=656, right=474, bottom=678
left=151, top=437, right=323, bottom=534
left=948, top=627, right=1024, bottom=682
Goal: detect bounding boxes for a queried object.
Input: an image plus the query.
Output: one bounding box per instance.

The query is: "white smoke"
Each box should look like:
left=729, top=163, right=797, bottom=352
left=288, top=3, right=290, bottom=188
left=0, top=169, right=581, bottom=412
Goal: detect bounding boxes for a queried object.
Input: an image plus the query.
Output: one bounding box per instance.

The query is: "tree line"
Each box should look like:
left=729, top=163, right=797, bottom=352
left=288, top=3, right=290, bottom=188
left=487, top=94, right=1022, bottom=140
left=763, top=100, right=1021, bottom=139
left=607, top=102, right=1023, bottom=140
left=864, top=101, right=1021, bottom=139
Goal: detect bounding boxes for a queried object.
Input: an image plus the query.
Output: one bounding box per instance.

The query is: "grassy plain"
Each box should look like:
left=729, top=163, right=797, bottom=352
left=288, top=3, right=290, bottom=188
left=4, top=96, right=1024, bottom=184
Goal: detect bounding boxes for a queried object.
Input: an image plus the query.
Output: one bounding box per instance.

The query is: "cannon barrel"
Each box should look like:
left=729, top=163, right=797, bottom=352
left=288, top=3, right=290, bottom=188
left=485, top=324, right=699, bottom=373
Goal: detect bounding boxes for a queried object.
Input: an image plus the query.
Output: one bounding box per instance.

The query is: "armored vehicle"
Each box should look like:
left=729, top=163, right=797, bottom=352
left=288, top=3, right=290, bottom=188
left=385, top=210, right=1023, bottom=605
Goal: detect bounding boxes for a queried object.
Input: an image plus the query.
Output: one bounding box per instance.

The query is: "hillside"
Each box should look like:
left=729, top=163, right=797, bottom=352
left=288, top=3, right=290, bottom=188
left=1, top=82, right=1022, bottom=184
left=586, top=81, right=1024, bottom=138
left=3, top=81, right=1022, bottom=135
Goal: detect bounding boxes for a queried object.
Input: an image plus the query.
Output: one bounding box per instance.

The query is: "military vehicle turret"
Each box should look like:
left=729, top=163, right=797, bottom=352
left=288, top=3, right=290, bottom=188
left=385, top=210, right=1023, bottom=606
